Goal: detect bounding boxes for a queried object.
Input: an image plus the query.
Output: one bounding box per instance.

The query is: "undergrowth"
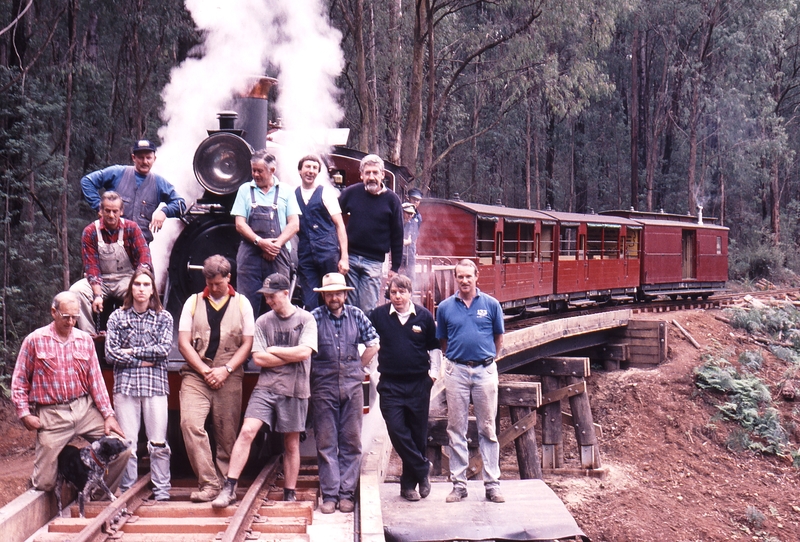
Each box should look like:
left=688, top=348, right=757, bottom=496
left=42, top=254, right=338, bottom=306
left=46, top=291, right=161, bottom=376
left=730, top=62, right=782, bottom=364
left=699, top=303, right=800, bottom=465
left=695, top=356, right=788, bottom=456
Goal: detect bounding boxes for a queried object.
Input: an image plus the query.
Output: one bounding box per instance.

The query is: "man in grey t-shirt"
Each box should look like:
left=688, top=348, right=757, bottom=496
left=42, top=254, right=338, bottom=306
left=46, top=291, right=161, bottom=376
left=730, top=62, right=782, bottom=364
left=212, top=273, right=317, bottom=508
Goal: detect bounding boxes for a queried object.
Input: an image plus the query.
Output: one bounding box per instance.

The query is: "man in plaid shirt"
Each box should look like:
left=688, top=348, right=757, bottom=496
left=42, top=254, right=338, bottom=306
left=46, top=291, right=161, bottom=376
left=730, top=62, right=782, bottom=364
left=12, top=291, right=127, bottom=491
left=105, top=268, right=173, bottom=500
left=69, top=191, right=152, bottom=335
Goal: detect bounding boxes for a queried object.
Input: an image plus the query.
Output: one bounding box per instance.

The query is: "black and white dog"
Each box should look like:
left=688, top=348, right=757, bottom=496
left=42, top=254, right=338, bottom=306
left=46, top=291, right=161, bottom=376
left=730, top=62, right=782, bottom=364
left=55, top=436, right=130, bottom=517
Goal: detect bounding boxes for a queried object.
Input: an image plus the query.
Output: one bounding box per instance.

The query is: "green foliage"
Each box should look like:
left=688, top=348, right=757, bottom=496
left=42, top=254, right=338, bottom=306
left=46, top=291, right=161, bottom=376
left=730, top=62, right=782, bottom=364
left=725, top=305, right=800, bottom=337
left=695, top=357, right=789, bottom=456
left=737, top=350, right=764, bottom=372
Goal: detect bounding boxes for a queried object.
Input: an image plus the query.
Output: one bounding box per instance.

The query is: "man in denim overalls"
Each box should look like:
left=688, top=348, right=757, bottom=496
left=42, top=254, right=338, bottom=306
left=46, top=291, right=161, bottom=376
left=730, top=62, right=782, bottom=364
left=231, top=150, right=300, bottom=315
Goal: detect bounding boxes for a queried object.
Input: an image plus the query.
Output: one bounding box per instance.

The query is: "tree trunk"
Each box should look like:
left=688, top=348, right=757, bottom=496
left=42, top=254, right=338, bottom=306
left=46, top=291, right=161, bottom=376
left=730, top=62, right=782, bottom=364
left=525, top=92, right=532, bottom=210
left=61, top=0, right=78, bottom=290
left=420, top=1, right=436, bottom=190
left=545, top=114, right=555, bottom=208
left=385, top=0, right=403, bottom=164
left=400, top=0, right=427, bottom=171
left=770, top=159, right=780, bottom=245
left=367, top=2, right=379, bottom=152
left=687, top=79, right=700, bottom=215
left=629, top=29, right=640, bottom=210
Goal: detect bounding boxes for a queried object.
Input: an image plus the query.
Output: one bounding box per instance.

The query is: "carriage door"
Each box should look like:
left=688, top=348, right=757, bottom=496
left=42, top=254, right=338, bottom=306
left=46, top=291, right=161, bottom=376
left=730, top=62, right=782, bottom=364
left=682, top=230, right=696, bottom=279
left=579, top=233, right=588, bottom=284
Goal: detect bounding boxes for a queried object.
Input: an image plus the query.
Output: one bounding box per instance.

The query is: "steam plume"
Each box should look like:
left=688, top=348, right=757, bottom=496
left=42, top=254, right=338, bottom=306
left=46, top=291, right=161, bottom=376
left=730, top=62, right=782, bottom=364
left=149, top=0, right=344, bottom=288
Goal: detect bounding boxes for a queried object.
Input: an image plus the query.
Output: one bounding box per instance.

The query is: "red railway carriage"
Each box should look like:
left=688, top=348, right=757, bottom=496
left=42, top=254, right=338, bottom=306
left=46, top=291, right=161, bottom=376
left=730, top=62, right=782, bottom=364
left=603, top=210, right=728, bottom=299
left=539, top=210, right=641, bottom=307
left=416, top=199, right=555, bottom=310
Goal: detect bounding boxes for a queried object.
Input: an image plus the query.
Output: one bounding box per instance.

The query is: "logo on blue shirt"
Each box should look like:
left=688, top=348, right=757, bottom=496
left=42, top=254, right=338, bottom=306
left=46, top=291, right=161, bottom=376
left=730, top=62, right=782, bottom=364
left=476, top=309, right=488, bottom=318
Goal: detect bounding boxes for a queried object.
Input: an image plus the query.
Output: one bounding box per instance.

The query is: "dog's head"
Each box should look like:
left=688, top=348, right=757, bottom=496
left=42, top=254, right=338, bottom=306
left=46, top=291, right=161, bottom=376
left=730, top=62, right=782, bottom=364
left=91, top=436, right=131, bottom=464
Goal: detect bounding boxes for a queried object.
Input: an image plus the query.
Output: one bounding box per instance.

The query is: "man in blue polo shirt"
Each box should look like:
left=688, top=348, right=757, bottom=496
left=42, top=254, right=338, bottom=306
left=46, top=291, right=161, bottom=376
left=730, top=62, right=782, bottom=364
left=436, top=259, right=505, bottom=504
left=80, top=139, right=185, bottom=243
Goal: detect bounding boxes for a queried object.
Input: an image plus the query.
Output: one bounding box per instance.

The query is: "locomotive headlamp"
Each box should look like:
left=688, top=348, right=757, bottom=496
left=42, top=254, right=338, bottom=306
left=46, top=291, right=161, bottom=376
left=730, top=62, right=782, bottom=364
left=193, top=132, right=254, bottom=195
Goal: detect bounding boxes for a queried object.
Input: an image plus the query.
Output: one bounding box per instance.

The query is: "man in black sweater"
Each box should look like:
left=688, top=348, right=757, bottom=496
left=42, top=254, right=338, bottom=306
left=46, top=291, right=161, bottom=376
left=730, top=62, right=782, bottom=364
left=338, top=154, right=404, bottom=313
left=370, top=274, right=441, bottom=501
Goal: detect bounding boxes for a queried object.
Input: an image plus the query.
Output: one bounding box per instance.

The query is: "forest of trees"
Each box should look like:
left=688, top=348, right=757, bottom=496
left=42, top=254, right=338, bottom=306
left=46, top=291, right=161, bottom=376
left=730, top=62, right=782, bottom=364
left=2, top=0, right=800, bottom=375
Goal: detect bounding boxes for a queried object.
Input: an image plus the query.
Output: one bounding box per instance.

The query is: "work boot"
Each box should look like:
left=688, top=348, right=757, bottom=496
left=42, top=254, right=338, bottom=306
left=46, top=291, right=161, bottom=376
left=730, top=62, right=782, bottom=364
left=320, top=500, right=337, bottom=514
left=283, top=488, right=297, bottom=502
left=191, top=488, right=220, bottom=502
left=400, top=488, right=421, bottom=501
left=445, top=486, right=468, bottom=503
left=485, top=487, right=505, bottom=503
left=211, top=480, right=237, bottom=508
left=338, top=499, right=355, bottom=513
left=419, top=476, right=431, bottom=499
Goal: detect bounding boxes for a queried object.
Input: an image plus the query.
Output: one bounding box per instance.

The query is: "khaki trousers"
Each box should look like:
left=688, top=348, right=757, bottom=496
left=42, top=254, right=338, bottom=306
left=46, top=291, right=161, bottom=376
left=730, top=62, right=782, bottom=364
left=179, top=370, right=242, bottom=491
left=32, top=395, right=129, bottom=492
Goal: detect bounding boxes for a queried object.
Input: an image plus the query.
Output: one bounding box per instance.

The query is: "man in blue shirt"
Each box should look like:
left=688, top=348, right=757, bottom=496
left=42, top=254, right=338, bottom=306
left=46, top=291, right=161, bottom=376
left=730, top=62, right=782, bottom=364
left=310, top=273, right=378, bottom=514
left=436, top=259, right=505, bottom=504
left=230, top=151, right=300, bottom=315
left=81, top=139, right=185, bottom=243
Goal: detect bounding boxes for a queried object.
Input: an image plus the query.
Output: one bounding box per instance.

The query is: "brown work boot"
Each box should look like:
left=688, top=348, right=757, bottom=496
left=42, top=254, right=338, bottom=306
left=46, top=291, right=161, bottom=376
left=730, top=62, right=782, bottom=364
left=338, top=499, right=355, bottom=513
left=401, top=488, right=421, bottom=501
left=320, top=500, right=337, bottom=514
left=485, top=487, right=505, bottom=503
left=191, top=488, right=220, bottom=502
left=445, top=486, right=468, bottom=503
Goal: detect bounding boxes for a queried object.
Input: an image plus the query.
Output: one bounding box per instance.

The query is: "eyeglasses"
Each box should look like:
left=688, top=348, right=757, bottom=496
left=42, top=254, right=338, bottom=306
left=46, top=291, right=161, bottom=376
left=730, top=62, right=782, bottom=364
left=55, top=309, right=79, bottom=322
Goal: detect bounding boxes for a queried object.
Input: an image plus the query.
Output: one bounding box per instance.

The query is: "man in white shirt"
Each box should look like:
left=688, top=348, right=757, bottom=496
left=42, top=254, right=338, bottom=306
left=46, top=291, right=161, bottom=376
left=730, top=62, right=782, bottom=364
left=177, top=255, right=255, bottom=502
left=293, top=155, right=349, bottom=310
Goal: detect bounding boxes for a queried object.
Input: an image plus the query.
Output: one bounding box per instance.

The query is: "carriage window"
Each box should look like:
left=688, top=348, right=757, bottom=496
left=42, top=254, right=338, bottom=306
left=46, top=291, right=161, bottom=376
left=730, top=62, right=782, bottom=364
left=519, top=224, right=533, bottom=263
left=559, top=226, right=578, bottom=260
left=540, top=225, right=554, bottom=262
left=476, top=219, right=495, bottom=265
left=503, top=223, right=534, bottom=263
left=587, top=227, right=602, bottom=259
left=503, top=223, right=519, bottom=263
left=626, top=229, right=640, bottom=259
left=604, top=227, right=619, bottom=259
left=716, top=236, right=722, bottom=255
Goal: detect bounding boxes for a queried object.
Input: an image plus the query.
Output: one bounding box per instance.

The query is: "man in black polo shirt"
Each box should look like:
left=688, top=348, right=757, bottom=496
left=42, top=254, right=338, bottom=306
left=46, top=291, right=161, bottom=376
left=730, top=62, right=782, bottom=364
left=369, top=274, right=441, bottom=501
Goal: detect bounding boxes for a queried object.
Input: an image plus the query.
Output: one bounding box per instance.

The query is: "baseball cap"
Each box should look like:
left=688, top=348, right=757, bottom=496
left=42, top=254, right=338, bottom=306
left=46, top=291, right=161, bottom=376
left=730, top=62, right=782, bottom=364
left=257, top=273, right=290, bottom=294
left=132, top=139, right=157, bottom=154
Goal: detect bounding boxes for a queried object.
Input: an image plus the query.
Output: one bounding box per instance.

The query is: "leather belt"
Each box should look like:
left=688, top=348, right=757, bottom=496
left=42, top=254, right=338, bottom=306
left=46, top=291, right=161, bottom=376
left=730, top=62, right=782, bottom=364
left=450, top=357, right=494, bottom=368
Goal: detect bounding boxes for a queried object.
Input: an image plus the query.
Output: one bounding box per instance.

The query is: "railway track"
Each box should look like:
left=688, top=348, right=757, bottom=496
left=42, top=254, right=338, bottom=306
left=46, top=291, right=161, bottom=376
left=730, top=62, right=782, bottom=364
left=30, top=455, right=320, bottom=542
left=503, top=288, right=800, bottom=332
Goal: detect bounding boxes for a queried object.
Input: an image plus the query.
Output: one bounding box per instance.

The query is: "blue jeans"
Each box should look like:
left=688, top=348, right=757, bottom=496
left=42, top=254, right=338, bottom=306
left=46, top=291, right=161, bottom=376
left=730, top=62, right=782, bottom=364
left=114, top=393, right=171, bottom=499
left=297, top=247, right=340, bottom=310
left=444, top=359, right=500, bottom=489
left=310, top=359, right=363, bottom=502
left=346, top=254, right=383, bottom=314
left=236, top=243, right=292, bottom=316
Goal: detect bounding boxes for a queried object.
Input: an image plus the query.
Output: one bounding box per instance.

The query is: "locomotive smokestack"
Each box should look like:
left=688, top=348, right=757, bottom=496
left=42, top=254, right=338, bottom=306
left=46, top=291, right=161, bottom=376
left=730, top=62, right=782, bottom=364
left=217, top=111, right=238, bottom=131
left=697, top=205, right=703, bottom=225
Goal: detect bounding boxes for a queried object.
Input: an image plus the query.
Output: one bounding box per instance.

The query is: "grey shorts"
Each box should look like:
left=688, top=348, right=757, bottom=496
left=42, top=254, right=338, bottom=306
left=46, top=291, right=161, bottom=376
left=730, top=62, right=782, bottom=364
left=244, top=387, right=308, bottom=433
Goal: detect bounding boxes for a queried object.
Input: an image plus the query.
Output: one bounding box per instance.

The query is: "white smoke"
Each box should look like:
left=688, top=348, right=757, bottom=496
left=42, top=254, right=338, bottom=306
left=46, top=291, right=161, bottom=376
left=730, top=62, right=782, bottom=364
left=149, top=0, right=344, bottom=290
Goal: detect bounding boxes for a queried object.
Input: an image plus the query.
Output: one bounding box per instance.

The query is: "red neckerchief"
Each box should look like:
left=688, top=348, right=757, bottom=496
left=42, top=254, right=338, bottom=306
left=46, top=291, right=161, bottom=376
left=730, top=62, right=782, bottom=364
left=202, top=284, right=236, bottom=298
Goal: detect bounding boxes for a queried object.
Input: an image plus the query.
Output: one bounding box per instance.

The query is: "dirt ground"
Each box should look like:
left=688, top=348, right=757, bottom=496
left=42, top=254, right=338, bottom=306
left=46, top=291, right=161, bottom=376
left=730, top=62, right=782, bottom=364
left=2, top=306, right=800, bottom=540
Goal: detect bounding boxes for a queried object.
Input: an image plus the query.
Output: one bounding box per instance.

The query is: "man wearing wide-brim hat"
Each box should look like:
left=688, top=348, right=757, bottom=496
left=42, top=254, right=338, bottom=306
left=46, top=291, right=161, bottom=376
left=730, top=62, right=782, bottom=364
left=309, top=272, right=379, bottom=514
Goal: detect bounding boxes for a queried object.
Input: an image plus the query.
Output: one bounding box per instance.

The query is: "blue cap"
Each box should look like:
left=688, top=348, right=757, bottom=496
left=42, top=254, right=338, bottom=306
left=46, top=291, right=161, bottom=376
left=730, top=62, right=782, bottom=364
left=132, top=139, right=157, bottom=154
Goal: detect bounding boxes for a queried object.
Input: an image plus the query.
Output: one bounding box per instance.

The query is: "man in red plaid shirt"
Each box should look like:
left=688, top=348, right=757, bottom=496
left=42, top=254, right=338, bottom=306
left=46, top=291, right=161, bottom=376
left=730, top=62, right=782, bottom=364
left=69, top=191, right=151, bottom=335
left=12, top=291, right=127, bottom=491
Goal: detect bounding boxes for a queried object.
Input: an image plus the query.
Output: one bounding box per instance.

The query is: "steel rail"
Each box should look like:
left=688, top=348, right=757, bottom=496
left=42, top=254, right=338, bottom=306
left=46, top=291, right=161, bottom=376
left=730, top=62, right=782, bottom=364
left=70, top=473, right=151, bottom=542
left=221, top=454, right=282, bottom=542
